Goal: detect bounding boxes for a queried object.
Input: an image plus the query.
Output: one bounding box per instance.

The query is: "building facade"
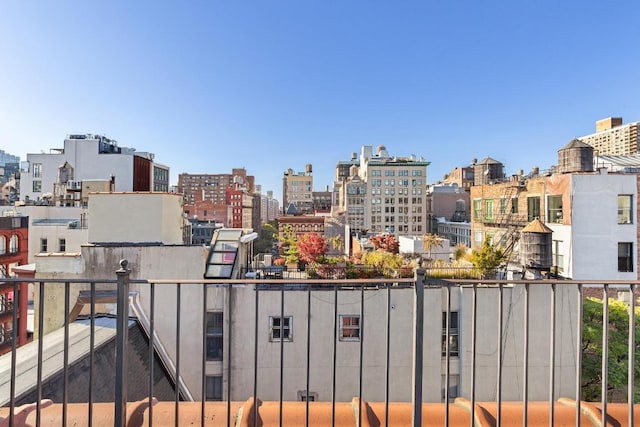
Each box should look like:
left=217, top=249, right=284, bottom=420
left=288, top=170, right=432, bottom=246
left=579, top=117, right=640, bottom=156
left=360, top=145, right=430, bottom=237
left=0, top=215, right=29, bottom=355
left=21, top=134, right=169, bottom=203
left=282, top=166, right=313, bottom=215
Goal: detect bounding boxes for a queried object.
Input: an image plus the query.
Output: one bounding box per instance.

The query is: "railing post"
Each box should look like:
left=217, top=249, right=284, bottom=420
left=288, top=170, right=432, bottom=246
left=115, top=259, right=130, bottom=427
left=412, top=269, right=425, bottom=427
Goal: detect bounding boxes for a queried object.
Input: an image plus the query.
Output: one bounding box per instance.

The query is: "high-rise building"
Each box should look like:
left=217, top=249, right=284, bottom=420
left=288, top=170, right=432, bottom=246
left=178, top=169, right=257, bottom=229
left=333, top=145, right=430, bottom=237
left=282, top=166, right=313, bottom=215
left=579, top=117, right=640, bottom=155
left=21, top=134, right=169, bottom=203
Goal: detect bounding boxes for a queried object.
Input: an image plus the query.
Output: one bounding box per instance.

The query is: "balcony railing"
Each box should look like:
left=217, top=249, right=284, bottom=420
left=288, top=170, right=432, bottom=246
left=0, top=263, right=638, bottom=426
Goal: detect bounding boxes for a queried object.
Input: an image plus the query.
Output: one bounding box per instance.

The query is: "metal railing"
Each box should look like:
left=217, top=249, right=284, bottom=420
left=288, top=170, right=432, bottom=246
left=0, top=262, right=638, bottom=427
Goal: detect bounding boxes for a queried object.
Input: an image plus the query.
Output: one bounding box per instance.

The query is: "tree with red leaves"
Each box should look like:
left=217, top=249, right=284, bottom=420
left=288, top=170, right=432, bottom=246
left=368, top=234, right=399, bottom=254
left=297, top=233, right=329, bottom=264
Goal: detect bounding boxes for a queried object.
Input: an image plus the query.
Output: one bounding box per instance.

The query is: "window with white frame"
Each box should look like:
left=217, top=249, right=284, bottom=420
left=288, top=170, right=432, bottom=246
left=618, top=195, right=632, bottom=224
left=206, top=312, right=223, bottom=360
left=32, top=163, right=42, bottom=178
left=269, top=316, right=292, bottom=342
left=339, top=315, right=361, bottom=341
left=205, top=375, right=223, bottom=400
left=547, top=195, right=563, bottom=223
left=58, top=238, right=66, bottom=252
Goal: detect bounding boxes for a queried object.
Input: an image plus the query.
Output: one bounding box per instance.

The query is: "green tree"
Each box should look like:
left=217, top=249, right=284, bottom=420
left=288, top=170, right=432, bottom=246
left=469, top=239, right=505, bottom=278
left=254, top=220, right=278, bottom=254
left=582, top=297, right=640, bottom=402
left=278, top=225, right=299, bottom=265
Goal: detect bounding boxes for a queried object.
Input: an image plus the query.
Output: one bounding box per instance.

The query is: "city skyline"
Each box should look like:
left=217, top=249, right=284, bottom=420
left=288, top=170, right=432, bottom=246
left=2, top=1, right=640, bottom=200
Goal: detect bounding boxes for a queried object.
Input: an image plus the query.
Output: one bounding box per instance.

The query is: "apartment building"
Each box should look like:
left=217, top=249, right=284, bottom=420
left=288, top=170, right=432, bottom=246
left=282, top=166, right=313, bottom=215
left=470, top=140, right=639, bottom=280
left=258, top=189, right=280, bottom=224
left=21, top=134, right=170, bottom=203
left=426, top=183, right=470, bottom=234
left=360, top=145, right=430, bottom=237
left=579, top=117, right=640, bottom=156
left=178, top=169, right=256, bottom=228
left=0, top=215, right=29, bottom=354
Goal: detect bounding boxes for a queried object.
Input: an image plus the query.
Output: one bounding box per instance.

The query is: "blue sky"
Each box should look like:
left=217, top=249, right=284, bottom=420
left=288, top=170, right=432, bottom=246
left=2, top=1, right=640, bottom=201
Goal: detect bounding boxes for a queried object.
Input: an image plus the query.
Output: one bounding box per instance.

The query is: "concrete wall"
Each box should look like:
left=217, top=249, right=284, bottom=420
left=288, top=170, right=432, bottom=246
left=88, top=193, right=184, bottom=244
left=14, top=206, right=88, bottom=263
left=571, top=171, right=638, bottom=280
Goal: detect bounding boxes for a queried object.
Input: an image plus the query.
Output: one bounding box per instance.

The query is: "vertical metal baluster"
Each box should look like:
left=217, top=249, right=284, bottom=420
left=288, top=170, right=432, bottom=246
left=332, top=283, right=338, bottom=427
left=549, top=283, right=556, bottom=427
left=149, top=282, right=155, bottom=427
left=201, top=283, right=207, bottom=426
left=412, top=270, right=425, bottom=427
left=601, top=284, right=609, bottom=424
left=470, top=283, right=477, bottom=427
left=279, top=282, right=285, bottom=427
left=227, top=284, right=233, bottom=427
left=444, top=284, right=451, bottom=426
left=628, top=283, right=635, bottom=427
left=63, top=282, right=70, bottom=427
left=36, top=281, right=45, bottom=427
left=253, top=284, right=259, bottom=427
left=497, top=283, right=503, bottom=427
left=576, top=283, right=583, bottom=427
left=9, top=281, right=18, bottom=427
left=175, top=283, right=181, bottom=426
left=305, top=283, right=311, bottom=426
left=523, top=283, right=529, bottom=427
left=358, top=281, right=364, bottom=427
left=115, top=260, right=130, bottom=427
left=89, top=282, right=95, bottom=425
left=385, top=282, right=391, bottom=427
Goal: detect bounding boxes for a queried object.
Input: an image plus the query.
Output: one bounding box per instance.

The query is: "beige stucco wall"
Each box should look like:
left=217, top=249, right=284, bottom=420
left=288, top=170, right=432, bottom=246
left=88, top=192, right=184, bottom=244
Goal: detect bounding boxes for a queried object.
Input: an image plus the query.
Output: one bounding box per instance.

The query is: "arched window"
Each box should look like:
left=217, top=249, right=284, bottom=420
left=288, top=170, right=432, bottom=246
left=9, top=235, right=18, bottom=253
left=0, top=236, right=5, bottom=255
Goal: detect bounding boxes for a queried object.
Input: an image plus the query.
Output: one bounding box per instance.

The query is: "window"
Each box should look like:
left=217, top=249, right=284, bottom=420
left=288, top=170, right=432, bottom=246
left=484, top=199, right=494, bottom=221
left=441, top=374, right=459, bottom=402
left=499, top=198, right=507, bottom=215
left=40, top=238, right=48, bottom=252
left=618, top=243, right=633, bottom=272
left=32, top=181, right=42, bottom=192
left=511, top=197, right=518, bottom=214
left=58, top=238, right=66, bottom=252
left=206, top=312, right=223, bottom=360
left=298, top=390, right=318, bottom=401
left=339, top=315, right=361, bottom=341
left=9, top=235, right=18, bottom=253
left=442, top=311, right=459, bottom=357
left=473, top=199, right=481, bottom=220
left=269, top=316, right=292, bottom=342
left=547, top=195, right=563, bottom=223
left=32, top=163, right=42, bottom=178
left=553, top=240, right=564, bottom=274
left=527, top=196, right=540, bottom=221
left=205, top=376, right=223, bottom=401
left=618, top=195, right=632, bottom=224
left=0, top=236, right=5, bottom=255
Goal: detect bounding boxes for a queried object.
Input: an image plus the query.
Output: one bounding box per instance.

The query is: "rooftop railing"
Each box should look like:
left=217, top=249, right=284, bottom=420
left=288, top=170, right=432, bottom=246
left=0, top=262, right=638, bottom=426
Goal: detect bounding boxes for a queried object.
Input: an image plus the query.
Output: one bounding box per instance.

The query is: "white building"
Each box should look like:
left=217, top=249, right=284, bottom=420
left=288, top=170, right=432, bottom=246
left=21, top=134, right=170, bottom=202
left=548, top=169, right=638, bottom=280
left=360, top=145, right=430, bottom=237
